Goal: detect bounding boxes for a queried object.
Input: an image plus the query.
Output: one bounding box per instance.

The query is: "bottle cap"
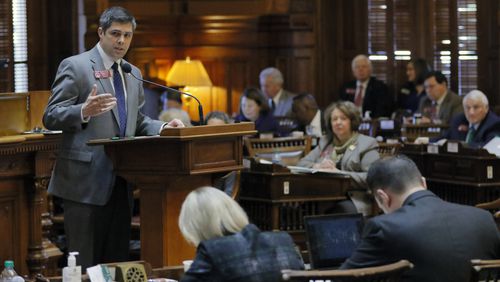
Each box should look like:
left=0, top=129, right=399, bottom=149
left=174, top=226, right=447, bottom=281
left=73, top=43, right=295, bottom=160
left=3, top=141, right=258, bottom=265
left=67, top=252, right=79, bottom=267
left=4, top=261, right=13, bottom=268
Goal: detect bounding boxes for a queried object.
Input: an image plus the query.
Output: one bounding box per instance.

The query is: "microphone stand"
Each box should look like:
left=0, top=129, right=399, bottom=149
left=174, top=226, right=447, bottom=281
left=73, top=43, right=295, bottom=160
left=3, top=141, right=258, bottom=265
left=122, top=63, right=204, bottom=124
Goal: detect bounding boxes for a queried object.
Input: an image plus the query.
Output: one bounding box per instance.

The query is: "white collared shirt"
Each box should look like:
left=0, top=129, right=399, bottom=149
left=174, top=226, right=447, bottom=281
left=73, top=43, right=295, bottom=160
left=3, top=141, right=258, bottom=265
left=272, top=89, right=283, bottom=106
left=469, top=123, right=479, bottom=131
left=356, top=79, right=369, bottom=101
left=306, top=110, right=323, bottom=137
left=434, top=89, right=448, bottom=115
left=96, top=43, right=128, bottom=102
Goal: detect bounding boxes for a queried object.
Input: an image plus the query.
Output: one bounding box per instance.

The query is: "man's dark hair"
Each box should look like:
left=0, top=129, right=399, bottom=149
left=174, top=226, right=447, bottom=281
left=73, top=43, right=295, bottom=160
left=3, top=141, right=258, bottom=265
left=424, top=70, right=448, bottom=86
left=99, top=6, right=137, bottom=32
left=167, top=91, right=182, bottom=104
left=240, top=87, right=271, bottom=114
left=367, top=155, right=423, bottom=194
left=292, top=93, right=318, bottom=110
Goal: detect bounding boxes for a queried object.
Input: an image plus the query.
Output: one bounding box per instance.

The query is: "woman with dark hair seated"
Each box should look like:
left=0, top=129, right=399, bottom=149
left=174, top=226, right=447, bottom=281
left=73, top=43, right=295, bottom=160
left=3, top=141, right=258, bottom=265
left=297, top=101, right=380, bottom=215
left=398, top=58, right=432, bottom=114
left=178, top=187, right=304, bottom=282
left=234, top=87, right=279, bottom=135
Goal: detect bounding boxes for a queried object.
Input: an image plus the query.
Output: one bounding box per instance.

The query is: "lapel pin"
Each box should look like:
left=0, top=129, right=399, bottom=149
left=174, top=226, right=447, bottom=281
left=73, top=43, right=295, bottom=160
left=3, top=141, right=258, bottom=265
left=94, top=70, right=111, bottom=79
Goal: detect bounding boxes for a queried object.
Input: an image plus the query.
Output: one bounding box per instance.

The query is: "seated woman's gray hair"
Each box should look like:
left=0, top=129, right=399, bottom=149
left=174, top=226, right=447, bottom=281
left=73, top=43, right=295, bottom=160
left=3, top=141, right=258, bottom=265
left=205, top=111, right=231, bottom=125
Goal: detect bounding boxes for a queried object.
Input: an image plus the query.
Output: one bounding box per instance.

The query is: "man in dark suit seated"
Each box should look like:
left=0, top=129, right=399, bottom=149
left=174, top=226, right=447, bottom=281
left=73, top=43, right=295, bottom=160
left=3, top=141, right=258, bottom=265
left=341, top=155, right=500, bottom=282
left=339, top=54, right=393, bottom=118
left=291, top=93, right=325, bottom=137
left=438, top=90, right=500, bottom=147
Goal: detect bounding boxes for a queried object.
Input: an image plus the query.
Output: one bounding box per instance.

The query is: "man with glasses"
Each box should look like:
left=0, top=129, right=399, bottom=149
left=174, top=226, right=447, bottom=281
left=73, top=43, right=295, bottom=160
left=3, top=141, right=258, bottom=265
left=43, top=6, right=182, bottom=270
left=418, top=71, right=462, bottom=125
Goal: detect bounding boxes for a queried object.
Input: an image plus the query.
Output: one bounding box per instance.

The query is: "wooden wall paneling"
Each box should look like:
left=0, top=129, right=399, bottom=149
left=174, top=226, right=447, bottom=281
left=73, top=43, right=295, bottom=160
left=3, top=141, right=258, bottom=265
left=477, top=0, right=499, bottom=106
left=28, top=0, right=77, bottom=91
left=27, top=0, right=49, bottom=91
left=187, top=0, right=271, bottom=15
left=28, top=91, right=51, bottom=130
left=314, top=0, right=339, bottom=108
left=227, top=60, right=251, bottom=115
left=314, top=0, right=368, bottom=107
left=0, top=182, right=21, bottom=271
left=202, top=59, right=228, bottom=114
left=0, top=179, right=29, bottom=276
left=290, top=54, right=313, bottom=94
left=340, top=0, right=368, bottom=94
left=414, top=0, right=435, bottom=62
left=85, top=1, right=318, bottom=116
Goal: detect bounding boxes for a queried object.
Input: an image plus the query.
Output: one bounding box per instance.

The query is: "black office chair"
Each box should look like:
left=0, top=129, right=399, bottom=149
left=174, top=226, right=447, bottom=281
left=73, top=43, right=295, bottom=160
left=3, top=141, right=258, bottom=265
left=213, top=170, right=241, bottom=200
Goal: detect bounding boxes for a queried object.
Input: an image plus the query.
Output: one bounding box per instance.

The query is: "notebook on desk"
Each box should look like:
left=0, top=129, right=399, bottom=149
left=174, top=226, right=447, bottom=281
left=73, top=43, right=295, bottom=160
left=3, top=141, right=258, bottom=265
left=304, top=213, right=364, bottom=269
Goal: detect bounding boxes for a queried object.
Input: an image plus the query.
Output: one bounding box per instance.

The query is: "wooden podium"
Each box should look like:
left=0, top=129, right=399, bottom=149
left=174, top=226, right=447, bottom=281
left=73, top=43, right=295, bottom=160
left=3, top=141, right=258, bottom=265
left=89, top=123, right=255, bottom=267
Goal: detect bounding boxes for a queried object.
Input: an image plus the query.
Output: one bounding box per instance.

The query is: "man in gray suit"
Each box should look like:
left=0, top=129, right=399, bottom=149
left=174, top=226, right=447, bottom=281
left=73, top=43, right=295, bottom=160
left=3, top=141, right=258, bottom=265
left=43, top=6, right=182, bottom=270
left=418, top=71, right=463, bottom=124
left=259, top=67, right=296, bottom=117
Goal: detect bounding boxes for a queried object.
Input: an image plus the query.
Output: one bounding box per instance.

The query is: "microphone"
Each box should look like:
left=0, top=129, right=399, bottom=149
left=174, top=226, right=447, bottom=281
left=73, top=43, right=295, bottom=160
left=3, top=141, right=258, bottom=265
left=121, top=62, right=204, bottom=124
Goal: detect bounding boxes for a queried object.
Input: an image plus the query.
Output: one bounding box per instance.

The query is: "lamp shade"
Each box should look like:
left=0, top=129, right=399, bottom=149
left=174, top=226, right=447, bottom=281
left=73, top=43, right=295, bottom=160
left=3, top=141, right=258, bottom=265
left=166, top=57, right=213, bottom=87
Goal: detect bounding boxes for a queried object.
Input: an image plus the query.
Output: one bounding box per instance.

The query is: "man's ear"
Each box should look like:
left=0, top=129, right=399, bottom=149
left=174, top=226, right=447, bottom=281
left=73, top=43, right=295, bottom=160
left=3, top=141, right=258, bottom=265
left=98, top=27, right=104, bottom=37
left=375, top=188, right=390, bottom=209
left=421, top=177, right=427, bottom=189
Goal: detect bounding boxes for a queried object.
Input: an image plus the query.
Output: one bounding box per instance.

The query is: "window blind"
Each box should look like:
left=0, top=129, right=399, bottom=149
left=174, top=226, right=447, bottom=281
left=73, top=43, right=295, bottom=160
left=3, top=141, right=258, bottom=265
left=12, top=0, right=27, bottom=92
left=0, top=0, right=12, bottom=92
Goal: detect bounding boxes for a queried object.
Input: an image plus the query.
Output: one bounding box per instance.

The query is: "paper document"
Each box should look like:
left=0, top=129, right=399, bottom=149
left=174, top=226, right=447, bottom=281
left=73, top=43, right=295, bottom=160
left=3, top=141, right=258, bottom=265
left=287, top=166, right=348, bottom=175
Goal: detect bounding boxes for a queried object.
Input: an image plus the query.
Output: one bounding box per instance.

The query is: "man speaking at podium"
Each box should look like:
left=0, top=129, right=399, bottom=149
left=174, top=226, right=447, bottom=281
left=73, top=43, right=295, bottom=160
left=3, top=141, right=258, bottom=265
left=43, top=6, right=183, bottom=270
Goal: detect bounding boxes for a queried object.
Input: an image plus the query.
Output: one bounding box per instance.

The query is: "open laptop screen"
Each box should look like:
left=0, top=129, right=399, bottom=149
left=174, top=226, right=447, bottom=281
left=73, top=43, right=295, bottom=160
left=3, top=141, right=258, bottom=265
left=304, top=213, right=364, bottom=269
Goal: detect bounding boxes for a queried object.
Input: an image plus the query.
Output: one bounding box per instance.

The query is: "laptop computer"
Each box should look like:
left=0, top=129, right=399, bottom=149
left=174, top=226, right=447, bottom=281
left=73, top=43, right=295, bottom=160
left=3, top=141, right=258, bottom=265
left=304, top=213, right=364, bottom=269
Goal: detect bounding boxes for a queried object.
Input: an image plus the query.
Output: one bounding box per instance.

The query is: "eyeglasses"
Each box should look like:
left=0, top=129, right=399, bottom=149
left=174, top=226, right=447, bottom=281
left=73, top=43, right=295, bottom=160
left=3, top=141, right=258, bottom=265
left=107, top=29, right=133, bottom=40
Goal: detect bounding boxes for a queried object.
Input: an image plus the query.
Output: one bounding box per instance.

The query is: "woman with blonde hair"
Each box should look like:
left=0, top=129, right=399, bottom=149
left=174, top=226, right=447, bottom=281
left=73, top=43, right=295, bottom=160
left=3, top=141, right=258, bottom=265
left=178, top=187, right=304, bottom=281
left=298, top=101, right=380, bottom=215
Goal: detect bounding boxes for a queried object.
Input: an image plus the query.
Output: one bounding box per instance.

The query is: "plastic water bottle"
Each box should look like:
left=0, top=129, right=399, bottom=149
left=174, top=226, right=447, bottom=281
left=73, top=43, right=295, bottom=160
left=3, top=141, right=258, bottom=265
left=1, top=261, right=24, bottom=282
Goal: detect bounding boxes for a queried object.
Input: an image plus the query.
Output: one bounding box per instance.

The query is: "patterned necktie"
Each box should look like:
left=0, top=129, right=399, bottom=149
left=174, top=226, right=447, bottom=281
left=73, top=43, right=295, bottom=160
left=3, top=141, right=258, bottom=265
left=354, top=84, right=363, bottom=107
left=429, top=102, right=438, bottom=121
left=112, top=62, right=127, bottom=137
left=465, top=126, right=476, bottom=144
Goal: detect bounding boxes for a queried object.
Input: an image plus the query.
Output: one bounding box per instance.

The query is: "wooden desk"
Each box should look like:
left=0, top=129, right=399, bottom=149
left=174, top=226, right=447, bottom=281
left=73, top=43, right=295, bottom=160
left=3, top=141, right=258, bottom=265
left=402, top=143, right=500, bottom=205
left=401, top=124, right=448, bottom=142
left=89, top=123, right=255, bottom=268
left=239, top=168, right=351, bottom=259
left=0, top=134, right=61, bottom=277
left=240, top=168, right=351, bottom=231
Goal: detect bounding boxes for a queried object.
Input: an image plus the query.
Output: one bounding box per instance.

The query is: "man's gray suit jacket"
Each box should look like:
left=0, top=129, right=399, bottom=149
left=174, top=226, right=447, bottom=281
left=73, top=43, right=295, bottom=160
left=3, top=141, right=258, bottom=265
left=418, top=89, right=463, bottom=125
left=43, top=45, right=163, bottom=206
left=273, top=89, right=296, bottom=117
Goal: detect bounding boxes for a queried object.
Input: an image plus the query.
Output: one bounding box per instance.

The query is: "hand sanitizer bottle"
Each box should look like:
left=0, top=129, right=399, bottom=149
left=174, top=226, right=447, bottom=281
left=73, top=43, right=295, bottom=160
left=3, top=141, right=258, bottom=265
left=62, top=252, right=81, bottom=282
